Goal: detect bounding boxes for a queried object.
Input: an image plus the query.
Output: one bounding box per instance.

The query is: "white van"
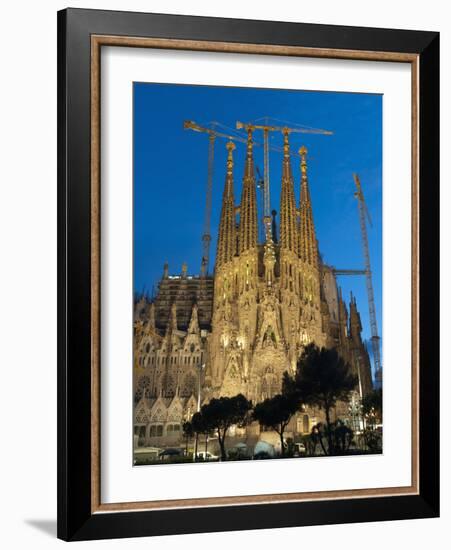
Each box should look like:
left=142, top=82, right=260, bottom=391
left=196, top=451, right=219, bottom=461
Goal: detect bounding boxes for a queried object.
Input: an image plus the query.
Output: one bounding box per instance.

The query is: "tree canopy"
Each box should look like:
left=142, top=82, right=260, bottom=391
left=290, top=343, right=358, bottom=412
left=253, top=393, right=299, bottom=455
left=285, top=343, right=358, bottom=454
left=194, top=394, right=252, bottom=460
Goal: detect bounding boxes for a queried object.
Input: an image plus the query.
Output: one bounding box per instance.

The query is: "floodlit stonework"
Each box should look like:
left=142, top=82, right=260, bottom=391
left=133, top=131, right=373, bottom=449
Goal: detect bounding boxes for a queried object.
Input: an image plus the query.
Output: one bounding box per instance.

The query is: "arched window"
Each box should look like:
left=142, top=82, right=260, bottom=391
left=166, top=423, right=181, bottom=434
left=150, top=425, right=163, bottom=437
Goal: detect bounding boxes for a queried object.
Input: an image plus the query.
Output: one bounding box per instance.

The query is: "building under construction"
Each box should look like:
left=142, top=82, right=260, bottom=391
left=133, top=124, right=374, bottom=449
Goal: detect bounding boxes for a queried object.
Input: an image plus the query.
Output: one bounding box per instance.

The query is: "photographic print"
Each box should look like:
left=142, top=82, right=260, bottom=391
left=133, top=82, right=383, bottom=466
left=58, top=11, right=439, bottom=539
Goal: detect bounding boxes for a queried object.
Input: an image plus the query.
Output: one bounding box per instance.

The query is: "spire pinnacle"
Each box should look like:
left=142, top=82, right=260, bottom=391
left=216, top=141, right=237, bottom=268
left=168, top=302, right=177, bottom=332
left=238, top=129, right=258, bottom=253
left=299, top=146, right=318, bottom=266
left=188, top=303, right=200, bottom=334
left=283, top=129, right=290, bottom=158
left=279, top=131, right=298, bottom=254
left=149, top=302, right=155, bottom=329
left=246, top=128, right=253, bottom=156
left=226, top=140, right=236, bottom=173
left=349, top=295, right=362, bottom=330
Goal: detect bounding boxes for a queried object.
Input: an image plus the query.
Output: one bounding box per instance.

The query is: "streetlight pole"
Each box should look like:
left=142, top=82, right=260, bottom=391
left=193, top=362, right=206, bottom=462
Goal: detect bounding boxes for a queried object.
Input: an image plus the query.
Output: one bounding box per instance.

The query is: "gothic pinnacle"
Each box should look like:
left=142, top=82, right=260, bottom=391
left=298, top=145, right=318, bottom=267
left=216, top=141, right=237, bottom=268
left=238, top=128, right=258, bottom=252
left=226, top=140, right=236, bottom=174
left=167, top=302, right=177, bottom=333
left=283, top=129, right=290, bottom=158
left=279, top=130, right=298, bottom=254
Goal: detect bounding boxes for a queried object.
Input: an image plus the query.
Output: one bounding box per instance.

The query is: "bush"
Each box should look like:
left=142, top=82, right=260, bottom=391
left=363, top=427, right=382, bottom=452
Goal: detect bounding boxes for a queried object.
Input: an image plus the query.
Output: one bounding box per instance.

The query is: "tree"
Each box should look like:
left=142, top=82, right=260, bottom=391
left=331, top=420, right=354, bottom=453
left=302, top=428, right=320, bottom=457
left=309, top=420, right=354, bottom=455
left=288, top=343, right=358, bottom=455
left=190, top=411, right=211, bottom=460
left=253, top=393, right=299, bottom=456
left=362, top=388, right=382, bottom=428
left=199, top=394, right=252, bottom=460
left=182, top=421, right=194, bottom=455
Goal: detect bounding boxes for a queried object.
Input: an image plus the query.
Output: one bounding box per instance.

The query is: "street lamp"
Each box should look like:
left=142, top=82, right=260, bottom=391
left=193, top=362, right=206, bottom=462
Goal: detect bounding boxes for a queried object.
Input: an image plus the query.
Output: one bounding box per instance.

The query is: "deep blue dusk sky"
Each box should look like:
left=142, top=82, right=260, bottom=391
left=133, top=82, right=382, bottom=371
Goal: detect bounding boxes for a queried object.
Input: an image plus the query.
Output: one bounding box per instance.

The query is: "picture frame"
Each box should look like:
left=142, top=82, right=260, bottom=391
left=57, top=7, right=439, bottom=541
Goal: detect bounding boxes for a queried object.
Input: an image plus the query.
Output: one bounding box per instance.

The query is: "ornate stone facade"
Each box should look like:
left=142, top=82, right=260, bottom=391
left=133, top=132, right=373, bottom=448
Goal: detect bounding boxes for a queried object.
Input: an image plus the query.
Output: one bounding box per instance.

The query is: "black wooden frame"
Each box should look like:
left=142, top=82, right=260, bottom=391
left=57, top=8, right=439, bottom=541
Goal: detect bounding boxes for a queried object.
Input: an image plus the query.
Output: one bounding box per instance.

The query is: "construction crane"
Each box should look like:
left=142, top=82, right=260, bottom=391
left=255, top=165, right=266, bottom=242
left=236, top=119, right=333, bottom=233
left=332, top=268, right=366, bottom=276
left=183, top=120, right=248, bottom=274
left=353, top=173, right=382, bottom=387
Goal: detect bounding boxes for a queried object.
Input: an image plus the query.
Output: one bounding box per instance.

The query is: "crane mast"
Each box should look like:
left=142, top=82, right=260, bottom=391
left=353, top=173, right=382, bottom=387
left=263, top=129, right=270, bottom=230
left=202, top=133, right=215, bottom=273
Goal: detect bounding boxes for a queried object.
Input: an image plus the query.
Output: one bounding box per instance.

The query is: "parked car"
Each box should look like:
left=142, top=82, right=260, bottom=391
left=294, top=442, right=306, bottom=456
left=196, top=451, right=219, bottom=461
left=159, top=448, right=184, bottom=460
left=133, top=446, right=162, bottom=465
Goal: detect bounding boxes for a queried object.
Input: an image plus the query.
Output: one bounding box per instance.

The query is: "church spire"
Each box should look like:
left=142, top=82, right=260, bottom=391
left=298, top=146, right=318, bottom=267
left=238, top=129, right=258, bottom=253
left=279, top=130, right=298, bottom=254
left=216, top=141, right=237, bottom=269
left=167, top=302, right=177, bottom=334
left=349, top=293, right=362, bottom=340
left=148, top=302, right=155, bottom=330
left=188, top=303, right=200, bottom=334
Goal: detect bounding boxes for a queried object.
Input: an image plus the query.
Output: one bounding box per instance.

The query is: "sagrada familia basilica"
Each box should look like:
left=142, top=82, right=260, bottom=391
left=133, top=129, right=373, bottom=448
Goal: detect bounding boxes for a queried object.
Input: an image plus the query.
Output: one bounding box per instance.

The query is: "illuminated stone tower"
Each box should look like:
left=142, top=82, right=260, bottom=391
left=208, top=133, right=330, bottom=402
left=297, top=145, right=325, bottom=349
